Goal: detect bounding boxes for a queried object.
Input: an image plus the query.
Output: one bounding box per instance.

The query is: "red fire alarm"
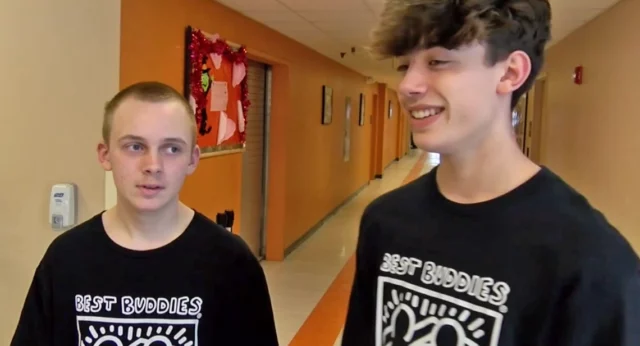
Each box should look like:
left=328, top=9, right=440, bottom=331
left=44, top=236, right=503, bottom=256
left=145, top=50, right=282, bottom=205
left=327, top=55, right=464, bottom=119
left=573, top=65, right=583, bottom=85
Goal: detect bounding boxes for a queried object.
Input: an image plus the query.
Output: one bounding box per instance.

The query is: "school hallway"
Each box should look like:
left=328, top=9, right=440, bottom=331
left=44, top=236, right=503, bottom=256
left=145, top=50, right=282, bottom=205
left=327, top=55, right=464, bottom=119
left=5, top=0, right=640, bottom=344
left=261, top=150, right=439, bottom=345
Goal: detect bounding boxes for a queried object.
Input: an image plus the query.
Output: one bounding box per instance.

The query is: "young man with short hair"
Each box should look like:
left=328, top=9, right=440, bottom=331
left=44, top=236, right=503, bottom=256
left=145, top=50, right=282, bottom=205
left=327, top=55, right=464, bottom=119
left=12, top=81, right=279, bottom=345
left=343, top=0, right=640, bottom=345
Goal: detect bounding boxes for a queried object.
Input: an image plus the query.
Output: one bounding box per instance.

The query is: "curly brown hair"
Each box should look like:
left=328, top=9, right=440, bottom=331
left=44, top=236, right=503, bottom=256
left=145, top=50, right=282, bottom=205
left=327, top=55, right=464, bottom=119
left=370, top=0, right=552, bottom=108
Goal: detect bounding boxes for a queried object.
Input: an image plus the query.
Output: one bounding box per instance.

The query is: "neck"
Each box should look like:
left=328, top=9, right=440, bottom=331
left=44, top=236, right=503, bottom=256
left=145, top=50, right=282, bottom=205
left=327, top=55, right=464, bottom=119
left=436, top=122, right=540, bottom=204
left=104, top=197, right=193, bottom=250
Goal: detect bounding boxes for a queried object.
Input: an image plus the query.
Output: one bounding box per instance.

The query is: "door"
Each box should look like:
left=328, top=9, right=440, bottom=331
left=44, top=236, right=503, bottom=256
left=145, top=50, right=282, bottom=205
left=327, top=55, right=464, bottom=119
left=369, top=93, right=378, bottom=180
left=240, top=60, right=270, bottom=258
left=513, top=93, right=528, bottom=152
left=395, top=99, right=404, bottom=159
left=527, top=78, right=547, bottom=164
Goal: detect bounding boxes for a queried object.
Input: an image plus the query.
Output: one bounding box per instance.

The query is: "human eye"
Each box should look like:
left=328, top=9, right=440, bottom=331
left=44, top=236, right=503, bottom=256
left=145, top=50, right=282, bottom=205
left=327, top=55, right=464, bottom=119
left=125, top=142, right=144, bottom=152
left=395, top=56, right=410, bottom=74
left=165, top=145, right=182, bottom=154
left=428, top=59, right=449, bottom=67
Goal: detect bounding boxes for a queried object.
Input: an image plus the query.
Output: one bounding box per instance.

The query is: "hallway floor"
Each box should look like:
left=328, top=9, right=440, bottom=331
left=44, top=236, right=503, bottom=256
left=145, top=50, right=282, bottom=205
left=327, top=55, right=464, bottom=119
left=261, top=150, right=438, bottom=345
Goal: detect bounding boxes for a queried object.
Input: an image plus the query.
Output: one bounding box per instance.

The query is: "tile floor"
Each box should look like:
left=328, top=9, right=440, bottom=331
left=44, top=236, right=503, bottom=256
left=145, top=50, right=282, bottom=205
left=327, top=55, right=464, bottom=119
left=261, top=149, right=438, bottom=345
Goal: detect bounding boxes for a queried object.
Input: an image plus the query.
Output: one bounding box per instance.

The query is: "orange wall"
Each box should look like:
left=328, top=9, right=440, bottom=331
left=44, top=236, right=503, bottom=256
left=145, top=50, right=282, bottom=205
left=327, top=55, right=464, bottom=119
left=370, top=85, right=404, bottom=177
left=120, top=0, right=378, bottom=258
left=542, top=0, right=639, bottom=251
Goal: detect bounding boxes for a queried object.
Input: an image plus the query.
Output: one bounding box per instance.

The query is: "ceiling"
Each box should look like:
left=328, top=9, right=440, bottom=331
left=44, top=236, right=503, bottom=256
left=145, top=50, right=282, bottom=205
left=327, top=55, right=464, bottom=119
left=215, top=0, right=622, bottom=88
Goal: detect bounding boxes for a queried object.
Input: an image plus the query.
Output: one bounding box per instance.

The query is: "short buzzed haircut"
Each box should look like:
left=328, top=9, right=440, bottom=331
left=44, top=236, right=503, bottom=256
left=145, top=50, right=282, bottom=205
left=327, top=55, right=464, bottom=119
left=102, top=81, right=197, bottom=145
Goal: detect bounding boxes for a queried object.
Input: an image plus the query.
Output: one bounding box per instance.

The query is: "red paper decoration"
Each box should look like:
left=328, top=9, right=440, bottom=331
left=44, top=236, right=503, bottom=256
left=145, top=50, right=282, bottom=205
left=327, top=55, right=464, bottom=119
left=187, top=28, right=250, bottom=143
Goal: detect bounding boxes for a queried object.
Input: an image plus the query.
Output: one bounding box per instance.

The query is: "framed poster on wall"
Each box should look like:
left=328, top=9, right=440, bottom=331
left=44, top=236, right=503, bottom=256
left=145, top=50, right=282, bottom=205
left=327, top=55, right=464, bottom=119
left=322, top=85, right=333, bottom=125
left=184, top=26, right=250, bottom=157
left=358, top=93, right=365, bottom=126
left=344, top=96, right=352, bottom=162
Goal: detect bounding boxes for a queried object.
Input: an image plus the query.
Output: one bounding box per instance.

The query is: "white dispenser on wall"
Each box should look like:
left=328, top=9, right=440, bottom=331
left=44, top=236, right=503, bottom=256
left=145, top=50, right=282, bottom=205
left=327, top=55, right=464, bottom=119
left=49, top=183, right=77, bottom=229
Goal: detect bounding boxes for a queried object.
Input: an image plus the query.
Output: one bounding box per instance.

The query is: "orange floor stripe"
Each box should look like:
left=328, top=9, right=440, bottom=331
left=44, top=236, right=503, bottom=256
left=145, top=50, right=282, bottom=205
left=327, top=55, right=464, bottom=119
left=288, top=152, right=428, bottom=345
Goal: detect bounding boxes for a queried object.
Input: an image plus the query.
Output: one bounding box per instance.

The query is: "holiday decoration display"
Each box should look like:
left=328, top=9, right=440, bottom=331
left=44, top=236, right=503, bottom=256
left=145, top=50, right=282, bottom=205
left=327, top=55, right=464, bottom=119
left=184, top=26, right=250, bottom=156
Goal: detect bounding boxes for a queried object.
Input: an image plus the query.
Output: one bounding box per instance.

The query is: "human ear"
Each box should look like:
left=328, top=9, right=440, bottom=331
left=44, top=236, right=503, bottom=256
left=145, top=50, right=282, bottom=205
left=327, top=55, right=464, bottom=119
left=97, top=141, right=112, bottom=171
left=187, top=145, right=200, bottom=174
left=496, top=50, right=532, bottom=95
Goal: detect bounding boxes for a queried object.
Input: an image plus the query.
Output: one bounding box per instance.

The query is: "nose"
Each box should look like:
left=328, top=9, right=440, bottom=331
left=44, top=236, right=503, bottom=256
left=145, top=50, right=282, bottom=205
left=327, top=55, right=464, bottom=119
left=398, top=65, right=428, bottom=100
left=142, top=151, right=163, bottom=174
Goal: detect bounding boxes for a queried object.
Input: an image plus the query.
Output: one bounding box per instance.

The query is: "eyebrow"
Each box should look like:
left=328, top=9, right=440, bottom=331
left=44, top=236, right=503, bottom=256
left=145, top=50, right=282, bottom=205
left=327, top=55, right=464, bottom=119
left=117, top=135, right=188, bottom=145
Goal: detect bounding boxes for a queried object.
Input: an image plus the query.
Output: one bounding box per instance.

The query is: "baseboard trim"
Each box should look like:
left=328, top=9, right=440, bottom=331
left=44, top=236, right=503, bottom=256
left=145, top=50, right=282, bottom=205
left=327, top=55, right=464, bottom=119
left=284, top=183, right=368, bottom=258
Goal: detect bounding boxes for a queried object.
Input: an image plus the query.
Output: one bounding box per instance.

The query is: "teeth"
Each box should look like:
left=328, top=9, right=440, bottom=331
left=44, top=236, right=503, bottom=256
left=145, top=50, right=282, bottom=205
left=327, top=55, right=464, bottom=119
left=411, top=108, right=443, bottom=119
left=411, top=110, right=428, bottom=119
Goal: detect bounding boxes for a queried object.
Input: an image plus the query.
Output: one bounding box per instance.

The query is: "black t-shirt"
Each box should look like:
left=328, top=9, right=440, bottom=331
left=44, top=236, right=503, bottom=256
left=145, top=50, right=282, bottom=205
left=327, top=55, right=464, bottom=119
left=342, top=166, right=640, bottom=345
left=11, top=210, right=279, bottom=346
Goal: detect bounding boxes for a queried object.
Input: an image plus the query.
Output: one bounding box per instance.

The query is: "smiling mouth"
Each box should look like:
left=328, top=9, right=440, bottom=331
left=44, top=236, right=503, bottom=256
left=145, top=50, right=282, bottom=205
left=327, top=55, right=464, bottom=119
left=410, top=107, right=445, bottom=119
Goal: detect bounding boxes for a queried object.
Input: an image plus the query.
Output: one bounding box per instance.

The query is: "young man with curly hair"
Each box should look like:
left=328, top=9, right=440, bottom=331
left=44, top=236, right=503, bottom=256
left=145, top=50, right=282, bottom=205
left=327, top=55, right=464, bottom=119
left=343, top=1, right=640, bottom=345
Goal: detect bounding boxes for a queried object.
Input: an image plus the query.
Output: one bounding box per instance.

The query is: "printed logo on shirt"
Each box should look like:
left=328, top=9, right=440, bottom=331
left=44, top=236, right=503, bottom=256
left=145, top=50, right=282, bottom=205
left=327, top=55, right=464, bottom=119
left=75, top=295, right=202, bottom=346
left=379, top=254, right=511, bottom=310
left=376, top=254, right=511, bottom=346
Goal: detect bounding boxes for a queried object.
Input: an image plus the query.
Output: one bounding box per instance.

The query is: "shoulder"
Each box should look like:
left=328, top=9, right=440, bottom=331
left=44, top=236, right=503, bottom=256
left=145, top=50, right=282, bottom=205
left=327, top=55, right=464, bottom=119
left=185, top=212, right=266, bottom=285
left=561, top=228, right=639, bottom=308
left=536, top=168, right=639, bottom=285
left=355, top=170, right=435, bottom=247
left=536, top=168, right=629, bottom=249
left=557, top=211, right=638, bottom=290
left=363, top=169, right=433, bottom=221
left=43, top=212, right=105, bottom=261
left=186, top=211, right=257, bottom=264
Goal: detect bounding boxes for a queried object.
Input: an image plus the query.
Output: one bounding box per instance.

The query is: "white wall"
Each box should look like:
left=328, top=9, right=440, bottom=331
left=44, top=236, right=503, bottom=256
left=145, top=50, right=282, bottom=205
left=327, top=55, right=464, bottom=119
left=0, top=0, right=121, bottom=342
left=105, top=171, right=118, bottom=209
left=542, top=0, right=640, bottom=252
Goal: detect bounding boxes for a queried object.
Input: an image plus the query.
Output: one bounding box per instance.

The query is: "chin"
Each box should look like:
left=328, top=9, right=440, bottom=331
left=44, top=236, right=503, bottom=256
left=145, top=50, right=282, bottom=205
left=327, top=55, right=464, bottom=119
left=412, top=132, right=446, bottom=153
left=124, top=196, right=171, bottom=213
left=134, top=203, right=168, bottom=213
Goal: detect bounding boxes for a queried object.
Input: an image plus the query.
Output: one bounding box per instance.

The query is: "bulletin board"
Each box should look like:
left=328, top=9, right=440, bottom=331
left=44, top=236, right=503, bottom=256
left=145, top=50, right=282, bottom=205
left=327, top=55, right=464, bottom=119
left=184, top=26, right=250, bottom=157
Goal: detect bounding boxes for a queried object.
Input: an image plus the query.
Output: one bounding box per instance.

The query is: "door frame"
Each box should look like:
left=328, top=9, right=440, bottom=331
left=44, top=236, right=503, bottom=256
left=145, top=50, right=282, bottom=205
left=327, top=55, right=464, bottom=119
left=369, top=93, right=379, bottom=180
left=395, top=99, right=404, bottom=160
left=524, top=72, right=548, bottom=164
left=240, top=60, right=271, bottom=260
left=258, top=64, right=273, bottom=259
